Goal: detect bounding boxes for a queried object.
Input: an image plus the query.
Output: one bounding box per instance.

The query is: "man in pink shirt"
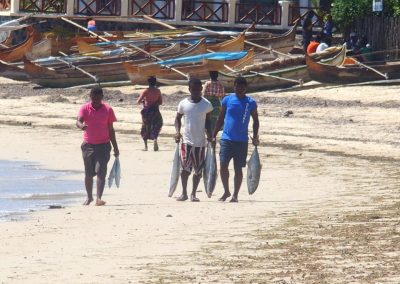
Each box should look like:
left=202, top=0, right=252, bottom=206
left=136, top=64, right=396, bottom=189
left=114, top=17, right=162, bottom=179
left=76, top=87, right=120, bottom=206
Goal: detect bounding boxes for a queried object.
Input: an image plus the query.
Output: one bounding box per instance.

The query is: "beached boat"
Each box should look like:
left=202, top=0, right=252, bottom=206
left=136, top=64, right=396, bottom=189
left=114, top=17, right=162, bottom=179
left=246, top=20, right=300, bottom=54
left=157, top=55, right=309, bottom=92
left=307, top=46, right=400, bottom=84
left=124, top=49, right=255, bottom=85
left=0, top=60, right=28, bottom=81
left=0, top=26, right=34, bottom=62
left=207, top=32, right=245, bottom=52
left=22, top=38, right=208, bottom=88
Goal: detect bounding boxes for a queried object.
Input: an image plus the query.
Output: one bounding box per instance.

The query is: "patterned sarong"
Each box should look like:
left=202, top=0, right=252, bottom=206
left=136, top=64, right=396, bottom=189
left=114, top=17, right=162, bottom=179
left=140, top=105, right=163, bottom=140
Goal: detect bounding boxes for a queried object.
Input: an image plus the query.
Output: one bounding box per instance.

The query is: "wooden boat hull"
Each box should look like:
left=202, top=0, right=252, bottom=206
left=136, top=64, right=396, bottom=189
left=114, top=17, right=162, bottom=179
left=307, top=48, right=400, bottom=84
left=0, top=60, right=28, bottom=81
left=23, top=39, right=208, bottom=88
left=0, top=26, right=34, bottom=62
left=157, top=64, right=309, bottom=92
left=124, top=49, right=255, bottom=85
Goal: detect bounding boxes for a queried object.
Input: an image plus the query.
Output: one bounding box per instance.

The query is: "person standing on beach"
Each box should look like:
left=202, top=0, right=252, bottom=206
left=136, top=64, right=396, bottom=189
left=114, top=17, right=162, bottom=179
left=203, top=71, right=225, bottom=132
left=302, top=10, right=315, bottom=53
left=212, top=77, right=259, bottom=203
left=76, top=87, right=119, bottom=206
left=137, top=76, right=163, bottom=151
left=175, top=78, right=213, bottom=202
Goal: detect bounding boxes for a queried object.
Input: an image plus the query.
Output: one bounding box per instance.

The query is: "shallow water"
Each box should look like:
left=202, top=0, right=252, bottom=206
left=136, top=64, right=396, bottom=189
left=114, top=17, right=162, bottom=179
left=0, top=160, right=84, bottom=221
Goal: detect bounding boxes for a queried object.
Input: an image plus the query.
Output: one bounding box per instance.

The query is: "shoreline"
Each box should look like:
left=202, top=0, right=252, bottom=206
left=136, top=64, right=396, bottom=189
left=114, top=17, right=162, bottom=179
left=0, top=80, right=399, bottom=283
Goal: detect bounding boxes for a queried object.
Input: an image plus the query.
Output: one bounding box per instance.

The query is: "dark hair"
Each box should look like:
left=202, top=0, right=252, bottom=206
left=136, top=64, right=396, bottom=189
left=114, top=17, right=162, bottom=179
left=90, top=87, right=103, bottom=97
left=209, top=71, right=219, bottom=81
left=148, top=76, right=156, bottom=87
left=188, top=77, right=202, bottom=87
left=324, top=37, right=332, bottom=46
left=234, top=76, right=247, bottom=86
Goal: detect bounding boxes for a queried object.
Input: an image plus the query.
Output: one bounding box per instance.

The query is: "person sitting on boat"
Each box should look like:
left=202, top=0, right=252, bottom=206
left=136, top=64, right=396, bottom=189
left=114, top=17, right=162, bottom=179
left=203, top=71, right=225, bottom=132
left=316, top=37, right=332, bottom=53
left=137, top=76, right=163, bottom=151
left=87, top=18, right=96, bottom=32
left=359, top=43, right=374, bottom=62
left=307, top=34, right=321, bottom=55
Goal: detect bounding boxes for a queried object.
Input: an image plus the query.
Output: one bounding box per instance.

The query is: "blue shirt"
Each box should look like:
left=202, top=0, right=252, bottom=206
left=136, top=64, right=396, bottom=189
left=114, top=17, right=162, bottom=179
left=221, top=94, right=257, bottom=142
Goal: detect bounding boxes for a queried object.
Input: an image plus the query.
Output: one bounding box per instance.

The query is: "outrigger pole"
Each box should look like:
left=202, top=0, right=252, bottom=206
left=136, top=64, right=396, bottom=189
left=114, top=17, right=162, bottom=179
left=60, top=17, right=189, bottom=79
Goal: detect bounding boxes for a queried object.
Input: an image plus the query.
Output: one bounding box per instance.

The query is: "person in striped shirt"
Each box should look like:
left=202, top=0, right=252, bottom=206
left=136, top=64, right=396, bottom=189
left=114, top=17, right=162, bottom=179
left=203, top=71, right=225, bottom=132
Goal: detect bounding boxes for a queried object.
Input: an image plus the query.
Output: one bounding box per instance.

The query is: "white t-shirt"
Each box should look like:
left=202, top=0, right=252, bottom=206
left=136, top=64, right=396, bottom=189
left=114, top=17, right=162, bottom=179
left=177, top=97, right=213, bottom=147
left=316, top=42, right=329, bottom=53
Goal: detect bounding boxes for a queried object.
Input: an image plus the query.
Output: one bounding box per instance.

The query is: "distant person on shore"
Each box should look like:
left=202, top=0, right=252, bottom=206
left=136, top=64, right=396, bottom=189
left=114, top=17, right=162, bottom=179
left=212, top=77, right=259, bottom=203
left=302, top=10, right=315, bottom=52
left=203, top=71, right=225, bottom=131
left=323, top=14, right=334, bottom=39
left=174, top=78, right=213, bottom=202
left=137, top=76, right=163, bottom=151
left=316, top=37, right=332, bottom=53
left=87, top=18, right=96, bottom=32
left=307, top=34, right=321, bottom=55
left=359, top=43, right=374, bottom=62
left=76, top=87, right=119, bottom=206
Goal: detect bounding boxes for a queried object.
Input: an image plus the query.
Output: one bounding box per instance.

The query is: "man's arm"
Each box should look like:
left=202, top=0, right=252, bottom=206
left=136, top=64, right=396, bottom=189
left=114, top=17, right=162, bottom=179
left=250, top=108, right=260, bottom=146
left=136, top=91, right=145, bottom=105
left=212, top=105, right=226, bottom=138
left=174, top=113, right=183, bottom=143
left=109, top=123, right=120, bottom=156
left=205, top=112, right=212, bottom=142
left=76, top=116, right=87, bottom=130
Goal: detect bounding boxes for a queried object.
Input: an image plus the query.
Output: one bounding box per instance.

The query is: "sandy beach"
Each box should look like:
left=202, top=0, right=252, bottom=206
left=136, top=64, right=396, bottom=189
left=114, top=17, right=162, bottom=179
left=0, top=77, right=399, bottom=283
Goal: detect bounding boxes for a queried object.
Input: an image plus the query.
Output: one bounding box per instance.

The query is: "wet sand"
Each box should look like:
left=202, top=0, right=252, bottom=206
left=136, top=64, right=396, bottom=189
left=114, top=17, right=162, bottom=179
left=0, top=78, right=399, bottom=283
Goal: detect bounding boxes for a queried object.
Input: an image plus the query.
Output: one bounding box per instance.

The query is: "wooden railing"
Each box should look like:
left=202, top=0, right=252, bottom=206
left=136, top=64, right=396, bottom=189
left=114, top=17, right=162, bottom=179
left=74, top=0, right=120, bottom=16
left=19, top=0, right=66, bottom=13
left=182, top=1, right=228, bottom=22
left=131, top=0, right=175, bottom=19
left=0, top=0, right=11, bottom=10
left=235, top=2, right=281, bottom=25
left=288, top=5, right=324, bottom=27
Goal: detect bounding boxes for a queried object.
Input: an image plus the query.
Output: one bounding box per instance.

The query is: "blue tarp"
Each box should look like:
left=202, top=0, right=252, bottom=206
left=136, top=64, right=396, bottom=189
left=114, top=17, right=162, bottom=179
left=157, top=51, right=248, bottom=66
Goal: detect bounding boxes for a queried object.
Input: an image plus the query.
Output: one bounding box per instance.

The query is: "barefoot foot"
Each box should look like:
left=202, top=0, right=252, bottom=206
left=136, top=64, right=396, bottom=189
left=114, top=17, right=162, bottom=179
left=176, top=195, right=188, bottom=201
left=95, top=199, right=106, bottom=206
left=229, top=196, right=238, bottom=203
left=83, top=198, right=93, bottom=205
left=190, top=195, right=200, bottom=202
left=218, top=192, right=231, bottom=202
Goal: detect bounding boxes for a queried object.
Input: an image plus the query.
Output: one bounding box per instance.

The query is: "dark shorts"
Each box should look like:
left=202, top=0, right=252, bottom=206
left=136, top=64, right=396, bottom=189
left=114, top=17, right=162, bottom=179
left=219, top=139, right=248, bottom=169
left=180, top=143, right=206, bottom=176
left=81, top=142, right=111, bottom=178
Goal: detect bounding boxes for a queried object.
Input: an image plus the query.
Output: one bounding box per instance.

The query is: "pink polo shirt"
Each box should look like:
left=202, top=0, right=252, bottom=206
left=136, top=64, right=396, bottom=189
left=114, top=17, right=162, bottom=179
left=78, top=102, right=117, bottom=144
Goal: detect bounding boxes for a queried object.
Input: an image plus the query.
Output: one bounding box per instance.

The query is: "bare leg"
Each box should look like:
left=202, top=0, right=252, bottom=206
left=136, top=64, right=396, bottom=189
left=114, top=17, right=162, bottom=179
left=190, top=174, right=201, bottom=202
left=144, top=139, right=148, bottom=151
left=83, top=175, right=94, bottom=205
left=219, top=163, right=231, bottom=201
left=177, top=170, right=190, bottom=201
left=95, top=175, right=106, bottom=206
left=154, top=139, right=159, bottom=151
left=230, top=167, right=243, bottom=203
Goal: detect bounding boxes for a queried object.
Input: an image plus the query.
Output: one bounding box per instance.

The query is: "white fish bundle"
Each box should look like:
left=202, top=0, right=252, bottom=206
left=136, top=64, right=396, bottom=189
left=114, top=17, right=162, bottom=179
left=108, top=157, right=121, bottom=188
left=247, top=147, right=261, bottom=195
left=203, top=143, right=218, bottom=198
left=168, top=143, right=181, bottom=197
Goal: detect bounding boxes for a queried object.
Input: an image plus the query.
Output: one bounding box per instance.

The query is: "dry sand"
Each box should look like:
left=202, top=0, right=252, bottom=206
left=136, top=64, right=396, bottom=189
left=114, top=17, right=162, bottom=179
left=0, top=78, right=399, bottom=283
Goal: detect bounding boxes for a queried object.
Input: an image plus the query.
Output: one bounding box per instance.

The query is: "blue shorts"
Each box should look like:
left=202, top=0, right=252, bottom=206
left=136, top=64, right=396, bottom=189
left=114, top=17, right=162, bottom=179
left=219, top=139, right=248, bottom=169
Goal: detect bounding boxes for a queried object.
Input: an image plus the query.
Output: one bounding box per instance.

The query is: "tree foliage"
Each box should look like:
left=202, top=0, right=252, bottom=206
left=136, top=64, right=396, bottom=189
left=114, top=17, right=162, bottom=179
left=332, top=0, right=400, bottom=30
left=331, top=0, right=370, bottom=30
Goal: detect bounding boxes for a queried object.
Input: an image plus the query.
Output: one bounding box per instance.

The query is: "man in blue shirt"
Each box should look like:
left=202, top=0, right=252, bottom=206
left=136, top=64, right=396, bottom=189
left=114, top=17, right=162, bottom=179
left=212, top=77, right=259, bottom=202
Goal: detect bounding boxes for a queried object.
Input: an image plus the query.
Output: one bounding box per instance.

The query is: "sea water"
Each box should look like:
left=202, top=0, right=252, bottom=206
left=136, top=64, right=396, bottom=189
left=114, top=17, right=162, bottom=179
left=0, top=160, right=84, bottom=221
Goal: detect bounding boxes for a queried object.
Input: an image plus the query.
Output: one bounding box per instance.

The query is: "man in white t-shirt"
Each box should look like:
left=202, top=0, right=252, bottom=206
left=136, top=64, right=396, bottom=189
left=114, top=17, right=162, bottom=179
left=316, top=37, right=332, bottom=53
left=175, top=78, right=213, bottom=202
